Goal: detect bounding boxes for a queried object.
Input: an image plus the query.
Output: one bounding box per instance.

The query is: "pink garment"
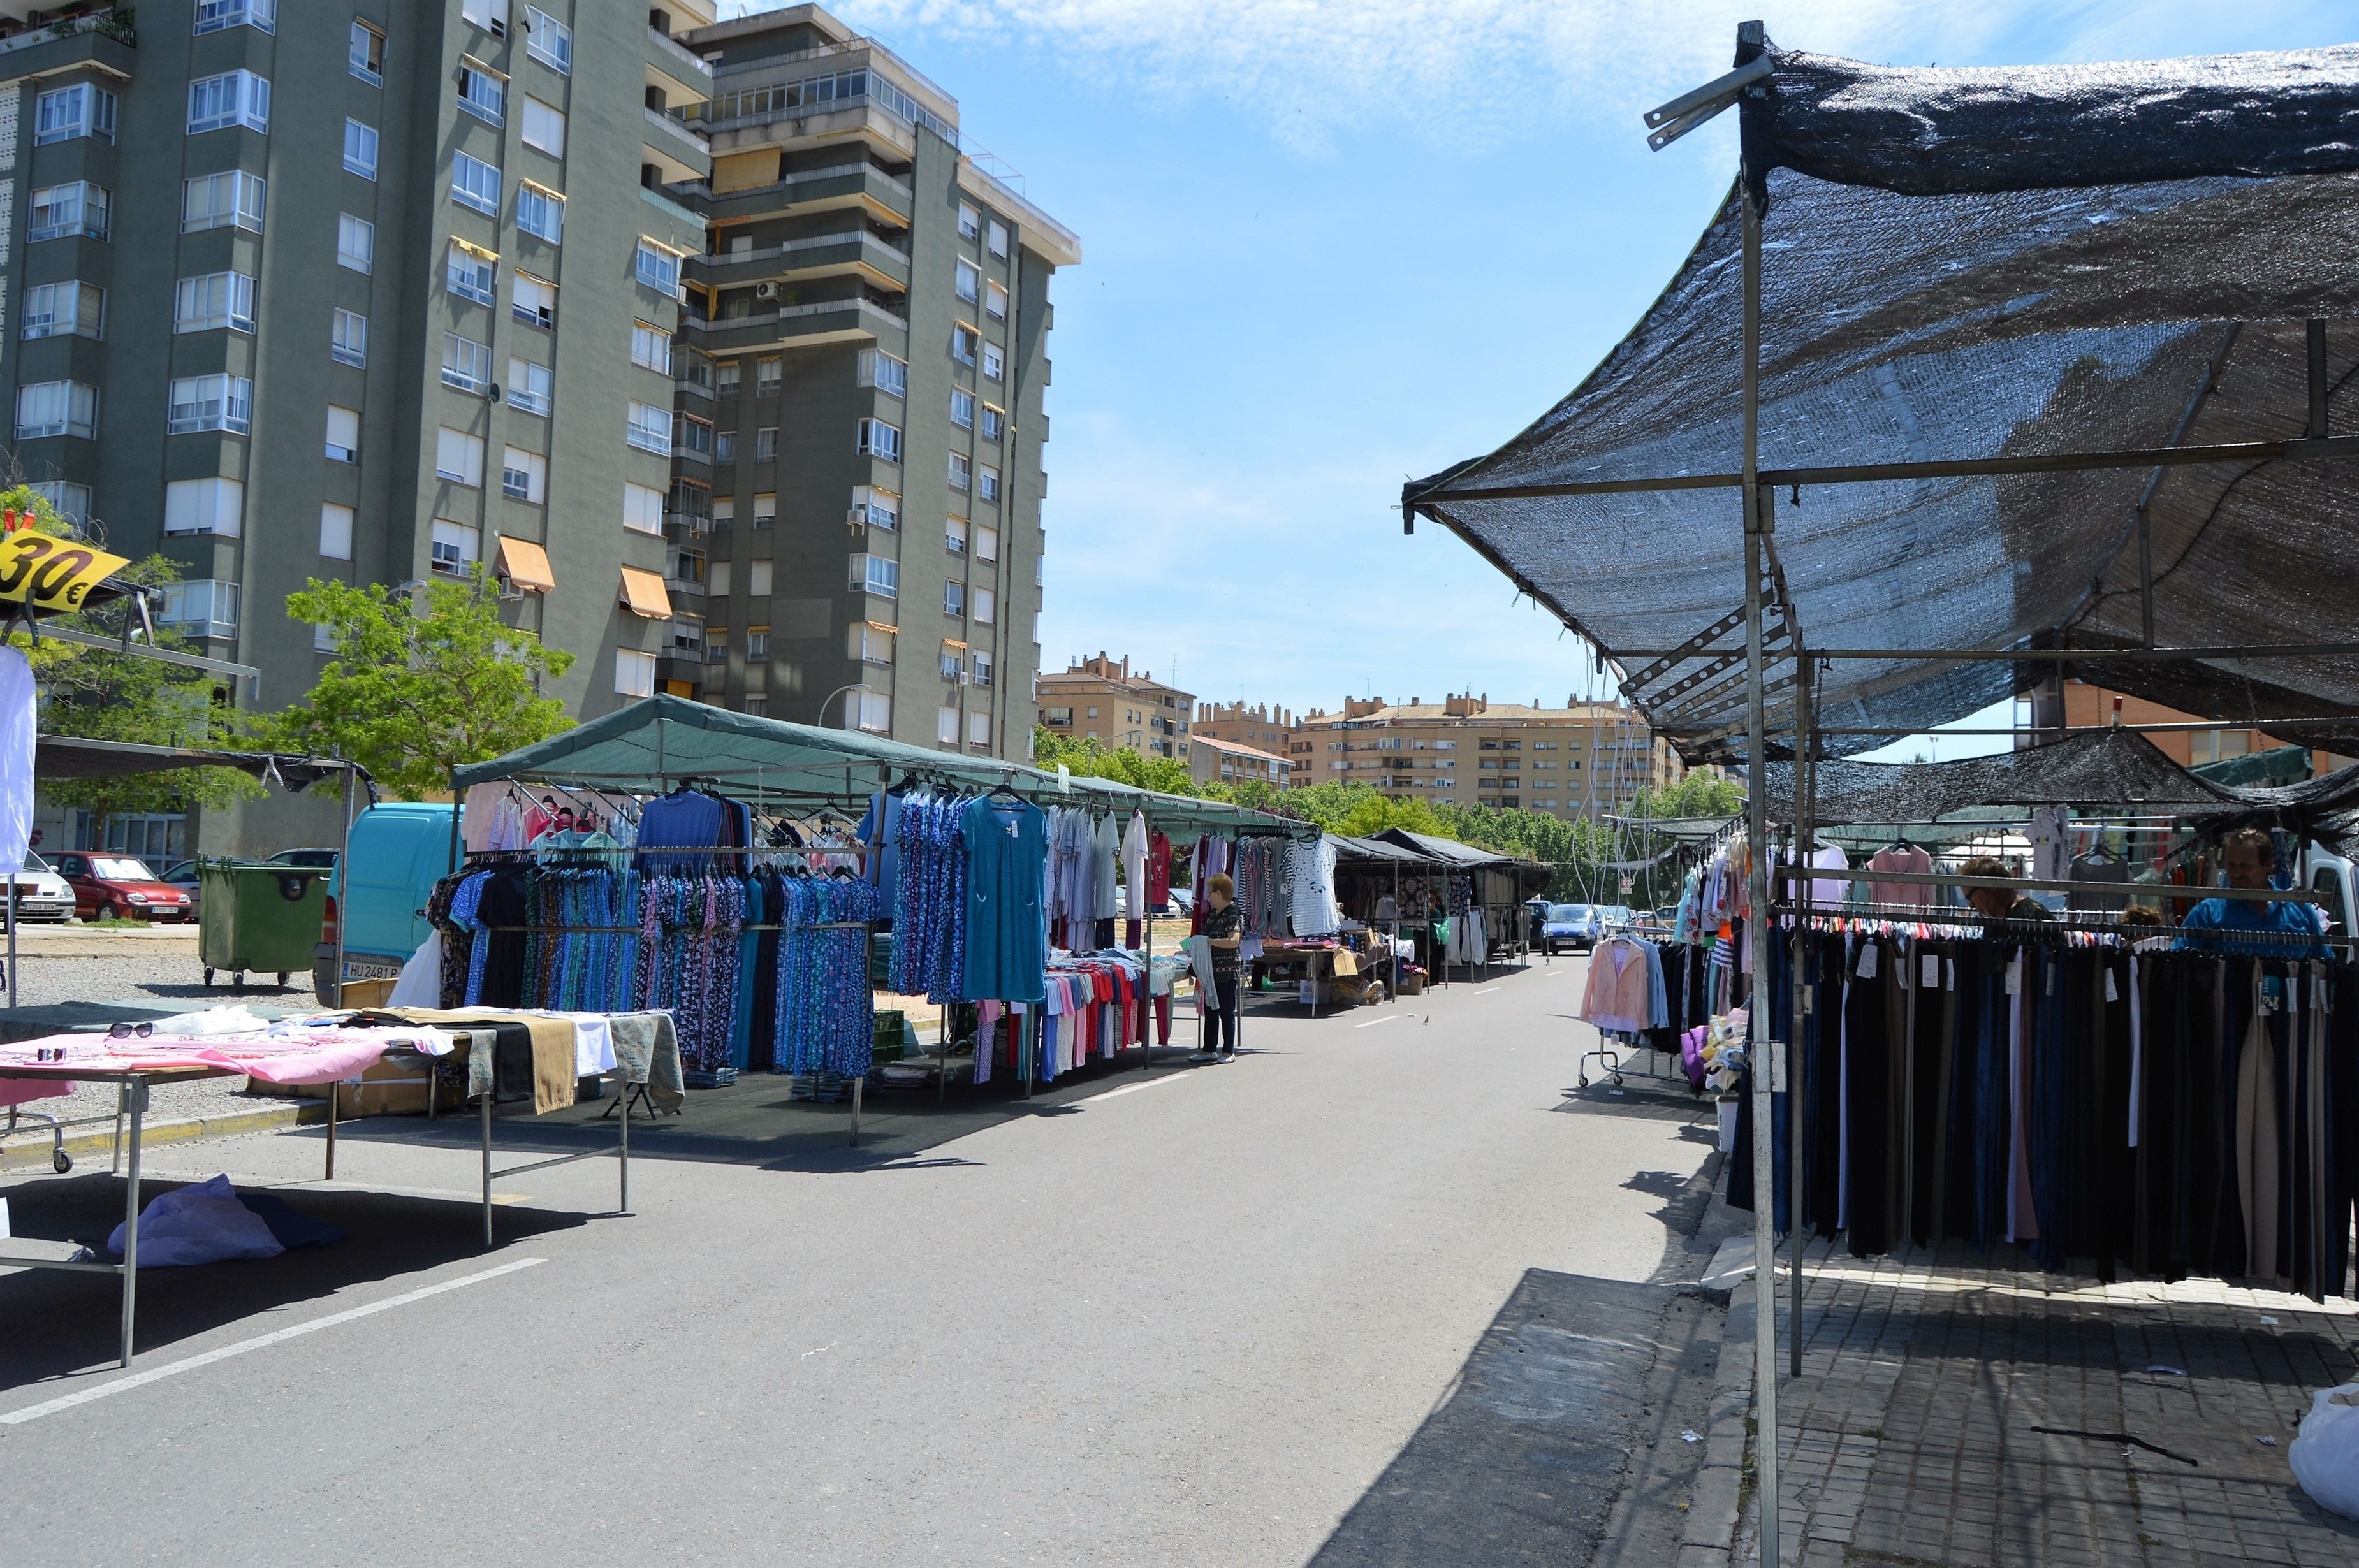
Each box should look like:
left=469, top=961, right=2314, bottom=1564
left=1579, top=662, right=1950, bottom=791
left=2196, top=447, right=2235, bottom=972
left=0, top=1029, right=402, bottom=1089
left=1580, top=939, right=1654, bottom=1033
left=1867, top=845, right=1934, bottom=908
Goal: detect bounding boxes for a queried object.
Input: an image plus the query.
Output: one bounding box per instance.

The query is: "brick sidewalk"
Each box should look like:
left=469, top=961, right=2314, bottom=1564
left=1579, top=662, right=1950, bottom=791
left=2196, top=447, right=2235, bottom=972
left=1740, top=1239, right=2359, bottom=1567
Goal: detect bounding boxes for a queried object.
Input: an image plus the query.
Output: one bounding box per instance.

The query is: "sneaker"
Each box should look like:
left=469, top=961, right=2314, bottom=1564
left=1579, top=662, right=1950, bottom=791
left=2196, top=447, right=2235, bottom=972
left=1216, top=1049, right=1237, bottom=1063
left=1188, top=1050, right=1218, bottom=1063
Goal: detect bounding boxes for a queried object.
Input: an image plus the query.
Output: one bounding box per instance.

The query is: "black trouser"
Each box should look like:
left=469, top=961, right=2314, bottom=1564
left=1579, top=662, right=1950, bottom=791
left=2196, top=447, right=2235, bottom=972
left=1206, top=971, right=1239, bottom=1052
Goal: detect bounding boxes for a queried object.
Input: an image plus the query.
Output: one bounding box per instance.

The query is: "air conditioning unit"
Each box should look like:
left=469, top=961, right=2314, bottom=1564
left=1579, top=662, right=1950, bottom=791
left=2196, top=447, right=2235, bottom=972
left=754, top=281, right=780, bottom=301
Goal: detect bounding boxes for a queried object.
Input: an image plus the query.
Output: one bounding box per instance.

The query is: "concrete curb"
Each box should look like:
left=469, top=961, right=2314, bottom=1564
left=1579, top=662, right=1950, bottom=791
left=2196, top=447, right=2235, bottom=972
left=1679, top=1207, right=1763, bottom=1567
left=0, top=1100, right=323, bottom=1174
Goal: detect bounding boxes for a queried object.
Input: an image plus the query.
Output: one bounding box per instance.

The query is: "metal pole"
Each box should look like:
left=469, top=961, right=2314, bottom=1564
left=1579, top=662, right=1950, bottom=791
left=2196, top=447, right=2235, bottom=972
left=119, top=1077, right=145, bottom=1368
left=333, top=764, right=356, bottom=1006
left=1739, top=148, right=1783, bottom=1568
left=618, top=1066, right=630, bottom=1214
left=480, top=1079, right=493, bottom=1248
left=849, top=1073, right=863, bottom=1146
left=1788, top=659, right=1811, bottom=1379
left=445, top=767, right=462, bottom=876
left=6, top=875, right=17, bottom=1010
left=325, top=1076, right=338, bottom=1181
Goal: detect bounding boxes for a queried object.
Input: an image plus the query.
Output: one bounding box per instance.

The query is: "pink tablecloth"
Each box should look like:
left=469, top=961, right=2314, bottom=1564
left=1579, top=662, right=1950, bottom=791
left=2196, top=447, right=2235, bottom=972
left=0, top=1030, right=406, bottom=1108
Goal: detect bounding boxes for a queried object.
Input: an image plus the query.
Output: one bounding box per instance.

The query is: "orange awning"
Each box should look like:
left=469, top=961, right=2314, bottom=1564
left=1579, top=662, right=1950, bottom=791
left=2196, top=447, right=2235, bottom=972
left=618, top=566, right=672, bottom=620
left=495, top=535, right=555, bottom=593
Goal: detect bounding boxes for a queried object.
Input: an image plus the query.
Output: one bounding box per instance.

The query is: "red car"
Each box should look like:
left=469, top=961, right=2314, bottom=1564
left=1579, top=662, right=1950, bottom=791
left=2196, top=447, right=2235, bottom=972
left=54, top=853, right=194, bottom=923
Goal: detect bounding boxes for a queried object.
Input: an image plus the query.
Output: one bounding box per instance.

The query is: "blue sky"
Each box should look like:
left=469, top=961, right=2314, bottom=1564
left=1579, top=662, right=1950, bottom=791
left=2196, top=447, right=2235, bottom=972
left=724, top=1, right=2352, bottom=757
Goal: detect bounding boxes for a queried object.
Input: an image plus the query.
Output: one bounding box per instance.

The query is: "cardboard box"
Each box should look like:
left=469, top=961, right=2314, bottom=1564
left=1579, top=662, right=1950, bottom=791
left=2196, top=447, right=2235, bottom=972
left=295, top=1053, right=460, bottom=1117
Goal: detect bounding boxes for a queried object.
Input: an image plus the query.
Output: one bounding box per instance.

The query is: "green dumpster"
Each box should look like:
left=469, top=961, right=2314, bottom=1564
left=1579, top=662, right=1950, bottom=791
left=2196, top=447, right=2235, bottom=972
left=198, top=860, right=329, bottom=990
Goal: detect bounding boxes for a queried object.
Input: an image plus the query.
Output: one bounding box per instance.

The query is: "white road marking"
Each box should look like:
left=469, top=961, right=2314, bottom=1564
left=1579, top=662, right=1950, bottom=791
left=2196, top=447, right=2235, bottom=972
left=1465, top=988, right=1500, bottom=997
left=0, top=1257, right=548, bottom=1426
left=1083, top=1074, right=1192, bottom=1103
left=1354, top=1016, right=1399, bottom=1029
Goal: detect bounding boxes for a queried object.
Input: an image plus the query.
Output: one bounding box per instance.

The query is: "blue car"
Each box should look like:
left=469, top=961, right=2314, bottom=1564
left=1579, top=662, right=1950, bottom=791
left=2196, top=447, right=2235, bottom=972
left=1540, top=903, right=1602, bottom=954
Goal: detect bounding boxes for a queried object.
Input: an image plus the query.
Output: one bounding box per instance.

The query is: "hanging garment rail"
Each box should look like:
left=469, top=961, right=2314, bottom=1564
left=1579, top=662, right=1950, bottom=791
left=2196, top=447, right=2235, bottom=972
left=1774, top=866, right=2324, bottom=904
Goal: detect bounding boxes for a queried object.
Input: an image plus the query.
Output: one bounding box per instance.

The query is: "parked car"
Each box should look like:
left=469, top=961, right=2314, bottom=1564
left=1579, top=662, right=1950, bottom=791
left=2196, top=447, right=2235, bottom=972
left=54, top=852, right=193, bottom=922
left=1167, top=887, right=1195, bottom=915
left=268, top=848, right=340, bottom=870
left=4, top=852, right=78, bottom=924
left=1540, top=903, right=1602, bottom=954
left=159, top=859, right=203, bottom=915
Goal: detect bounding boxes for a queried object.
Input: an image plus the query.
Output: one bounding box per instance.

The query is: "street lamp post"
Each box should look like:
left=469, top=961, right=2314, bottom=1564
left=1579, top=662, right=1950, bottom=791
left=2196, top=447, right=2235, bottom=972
left=819, top=682, right=873, bottom=731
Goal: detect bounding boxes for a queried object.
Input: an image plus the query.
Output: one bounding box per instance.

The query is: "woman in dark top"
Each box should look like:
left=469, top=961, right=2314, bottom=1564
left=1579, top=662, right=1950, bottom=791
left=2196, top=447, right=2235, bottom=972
left=1197, top=872, right=1243, bottom=1062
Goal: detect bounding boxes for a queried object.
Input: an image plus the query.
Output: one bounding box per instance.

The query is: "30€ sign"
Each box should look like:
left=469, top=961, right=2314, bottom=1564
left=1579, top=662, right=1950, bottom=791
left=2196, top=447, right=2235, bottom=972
left=0, top=532, right=128, bottom=613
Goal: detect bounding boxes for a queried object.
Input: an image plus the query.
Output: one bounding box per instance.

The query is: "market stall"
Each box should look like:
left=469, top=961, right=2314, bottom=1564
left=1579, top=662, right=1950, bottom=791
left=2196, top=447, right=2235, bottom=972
left=1369, top=829, right=1551, bottom=975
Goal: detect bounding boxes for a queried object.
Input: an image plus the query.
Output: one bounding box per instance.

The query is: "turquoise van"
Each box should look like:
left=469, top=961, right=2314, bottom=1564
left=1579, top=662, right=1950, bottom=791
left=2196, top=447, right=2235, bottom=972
left=312, top=803, right=458, bottom=1003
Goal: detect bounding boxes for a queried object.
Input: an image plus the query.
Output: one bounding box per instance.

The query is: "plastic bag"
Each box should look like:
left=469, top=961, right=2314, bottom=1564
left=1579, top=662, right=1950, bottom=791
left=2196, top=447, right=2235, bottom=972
left=1681, top=1025, right=1709, bottom=1089
left=2290, top=1383, right=2359, bottom=1521
left=106, top=1173, right=285, bottom=1268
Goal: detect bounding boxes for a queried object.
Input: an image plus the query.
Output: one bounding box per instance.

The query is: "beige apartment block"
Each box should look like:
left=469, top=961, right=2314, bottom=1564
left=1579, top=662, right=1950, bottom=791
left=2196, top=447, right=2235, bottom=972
left=1035, top=653, right=1194, bottom=759
left=1192, top=702, right=1304, bottom=781
left=1301, top=692, right=1681, bottom=817
left=1190, top=733, right=1294, bottom=790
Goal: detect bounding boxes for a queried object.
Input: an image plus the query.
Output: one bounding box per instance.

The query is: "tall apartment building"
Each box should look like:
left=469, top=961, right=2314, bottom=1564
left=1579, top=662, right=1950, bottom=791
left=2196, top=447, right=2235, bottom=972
left=1034, top=653, right=1191, bottom=759
left=0, top=0, right=713, bottom=852
left=1301, top=692, right=1681, bottom=817
left=663, top=3, right=1077, bottom=760
left=2033, top=678, right=2344, bottom=774
left=1189, top=734, right=1291, bottom=790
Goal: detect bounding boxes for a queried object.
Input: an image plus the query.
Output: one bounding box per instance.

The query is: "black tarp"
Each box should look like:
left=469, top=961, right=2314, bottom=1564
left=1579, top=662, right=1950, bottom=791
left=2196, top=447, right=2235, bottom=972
left=1405, top=40, right=2359, bottom=762
left=34, top=735, right=358, bottom=790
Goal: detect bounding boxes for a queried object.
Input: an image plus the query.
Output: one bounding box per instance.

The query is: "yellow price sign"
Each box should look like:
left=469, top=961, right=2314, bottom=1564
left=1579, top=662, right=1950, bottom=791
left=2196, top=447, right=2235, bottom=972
left=0, top=532, right=128, bottom=613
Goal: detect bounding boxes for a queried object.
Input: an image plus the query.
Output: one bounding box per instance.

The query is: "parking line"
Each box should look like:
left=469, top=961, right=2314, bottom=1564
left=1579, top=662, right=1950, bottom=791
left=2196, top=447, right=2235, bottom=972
left=0, top=1257, right=547, bottom=1426
left=1084, top=1074, right=1192, bottom=1103
left=1354, top=1015, right=1399, bottom=1029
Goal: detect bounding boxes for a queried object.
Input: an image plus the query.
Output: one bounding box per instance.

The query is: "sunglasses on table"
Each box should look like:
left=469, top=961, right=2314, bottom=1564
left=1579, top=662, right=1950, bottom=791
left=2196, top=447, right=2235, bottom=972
left=107, top=1022, right=156, bottom=1038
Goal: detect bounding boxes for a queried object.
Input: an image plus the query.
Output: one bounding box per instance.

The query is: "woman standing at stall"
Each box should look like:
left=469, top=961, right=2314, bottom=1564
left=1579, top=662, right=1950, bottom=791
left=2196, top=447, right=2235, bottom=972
left=1197, top=872, right=1243, bottom=1063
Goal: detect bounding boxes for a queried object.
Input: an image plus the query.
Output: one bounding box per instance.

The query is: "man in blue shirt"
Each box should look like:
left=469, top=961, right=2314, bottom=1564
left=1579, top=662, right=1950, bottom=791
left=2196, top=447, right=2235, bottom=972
left=2178, top=827, right=2325, bottom=957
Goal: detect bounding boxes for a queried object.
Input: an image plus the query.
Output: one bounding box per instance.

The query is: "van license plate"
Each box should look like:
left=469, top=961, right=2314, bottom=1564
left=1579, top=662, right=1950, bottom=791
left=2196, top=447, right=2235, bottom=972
left=342, top=962, right=404, bottom=981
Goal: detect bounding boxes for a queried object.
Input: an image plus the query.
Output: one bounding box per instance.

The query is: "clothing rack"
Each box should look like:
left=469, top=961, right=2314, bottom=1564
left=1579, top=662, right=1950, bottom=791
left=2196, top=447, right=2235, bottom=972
left=1774, top=864, right=2325, bottom=904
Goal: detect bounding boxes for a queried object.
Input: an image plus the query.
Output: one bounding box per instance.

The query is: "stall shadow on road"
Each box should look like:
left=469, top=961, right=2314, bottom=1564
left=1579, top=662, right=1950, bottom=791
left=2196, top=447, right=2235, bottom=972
left=1305, top=1269, right=1723, bottom=1568
left=0, top=1174, right=584, bottom=1395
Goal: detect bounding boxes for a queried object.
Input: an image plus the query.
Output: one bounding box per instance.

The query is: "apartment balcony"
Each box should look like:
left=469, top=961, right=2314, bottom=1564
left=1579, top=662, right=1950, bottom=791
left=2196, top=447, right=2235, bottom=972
left=647, top=24, right=712, bottom=99
left=689, top=228, right=910, bottom=292
left=0, top=7, right=135, bottom=77
left=703, top=161, right=915, bottom=227
left=682, top=293, right=909, bottom=352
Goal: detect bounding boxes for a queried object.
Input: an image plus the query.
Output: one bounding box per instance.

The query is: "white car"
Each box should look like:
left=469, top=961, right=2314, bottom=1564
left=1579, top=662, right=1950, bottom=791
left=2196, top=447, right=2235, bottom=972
left=6, top=853, right=78, bottom=924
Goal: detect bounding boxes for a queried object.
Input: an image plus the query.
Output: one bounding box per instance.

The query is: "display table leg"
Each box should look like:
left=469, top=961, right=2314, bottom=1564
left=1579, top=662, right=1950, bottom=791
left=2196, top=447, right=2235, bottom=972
left=479, top=1092, right=493, bottom=1248
left=325, top=1078, right=338, bottom=1181
left=618, top=1075, right=631, bottom=1214
left=848, top=1075, right=863, bottom=1146
left=119, top=1079, right=146, bottom=1369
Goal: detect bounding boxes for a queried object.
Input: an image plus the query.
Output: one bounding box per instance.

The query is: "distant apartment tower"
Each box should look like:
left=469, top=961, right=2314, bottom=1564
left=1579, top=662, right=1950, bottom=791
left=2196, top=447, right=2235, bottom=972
left=1035, top=653, right=1192, bottom=759
left=1300, top=693, right=1681, bottom=818
left=662, top=3, right=1079, bottom=759
left=1192, top=701, right=1303, bottom=777
left=1190, top=734, right=1292, bottom=790
left=0, top=0, right=713, bottom=850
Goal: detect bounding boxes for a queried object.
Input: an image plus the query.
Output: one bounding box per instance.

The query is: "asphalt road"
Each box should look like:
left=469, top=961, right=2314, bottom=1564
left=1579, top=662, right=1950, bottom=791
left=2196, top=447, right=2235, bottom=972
left=0, top=955, right=1718, bottom=1566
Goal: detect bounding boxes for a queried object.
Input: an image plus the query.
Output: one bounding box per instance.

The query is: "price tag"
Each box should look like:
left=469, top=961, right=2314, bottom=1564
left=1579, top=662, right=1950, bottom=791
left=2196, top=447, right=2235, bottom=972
left=0, top=532, right=127, bottom=613
left=2006, top=958, right=2022, bottom=996
left=2105, top=969, right=2119, bottom=1003
left=1922, top=954, right=1941, bottom=989
left=1857, top=943, right=1878, bottom=979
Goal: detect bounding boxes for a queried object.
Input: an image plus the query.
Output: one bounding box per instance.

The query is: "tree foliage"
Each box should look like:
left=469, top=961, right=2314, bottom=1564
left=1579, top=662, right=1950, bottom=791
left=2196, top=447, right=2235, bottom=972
left=260, top=566, right=576, bottom=801
left=0, top=485, right=263, bottom=838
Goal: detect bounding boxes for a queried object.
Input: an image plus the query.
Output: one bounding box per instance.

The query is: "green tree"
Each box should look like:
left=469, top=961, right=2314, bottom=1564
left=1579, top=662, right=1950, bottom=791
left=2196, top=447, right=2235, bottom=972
left=0, top=485, right=264, bottom=845
left=1625, top=769, right=1746, bottom=819
left=1030, top=727, right=1198, bottom=795
left=261, top=565, right=576, bottom=800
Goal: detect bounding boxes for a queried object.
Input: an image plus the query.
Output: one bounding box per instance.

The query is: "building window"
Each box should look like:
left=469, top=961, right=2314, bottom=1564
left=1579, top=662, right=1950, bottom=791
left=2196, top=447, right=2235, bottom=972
left=319, top=502, right=354, bottom=560
left=522, top=96, right=566, bottom=157
left=851, top=554, right=898, bottom=599
left=615, top=648, right=656, bottom=699
left=958, top=202, right=981, bottom=240
left=459, top=59, right=507, bottom=127
left=525, top=8, right=573, bottom=73
left=446, top=241, right=497, bottom=305
left=350, top=19, right=386, bottom=83
left=938, top=642, right=963, bottom=680
left=980, top=404, right=1004, bottom=442
left=22, top=282, right=103, bottom=342
left=948, top=453, right=972, bottom=491
left=744, top=626, right=770, bottom=660
left=511, top=272, right=556, bottom=330
left=442, top=332, right=493, bottom=394
left=159, top=581, right=242, bottom=639
left=166, top=374, right=252, bottom=435
left=705, top=630, right=729, bottom=665
left=36, top=84, right=117, bottom=147
left=332, top=308, right=369, bottom=367
left=753, top=493, right=777, bottom=526
left=974, top=587, right=996, bottom=625
left=517, top=182, right=564, bottom=243
left=626, top=402, right=672, bottom=454
left=945, top=516, right=968, bottom=555
left=623, top=481, right=665, bottom=535
left=463, top=0, right=511, bottom=36
left=943, top=581, right=966, bottom=618
left=502, top=446, right=547, bottom=503
left=950, top=325, right=978, bottom=365
left=337, top=212, right=375, bottom=273
left=982, top=342, right=1004, bottom=381
left=986, top=280, right=1009, bottom=319
left=431, top=519, right=481, bottom=575
left=973, top=651, right=994, bottom=687
left=634, top=240, right=682, bottom=298
left=189, top=70, right=272, bottom=135
left=979, top=466, right=1000, bottom=502
left=751, top=426, right=777, bottom=463
left=955, top=259, right=980, bottom=303
left=435, top=428, right=486, bottom=488
left=713, top=430, right=738, bottom=465
left=851, top=623, right=893, bottom=666
left=195, top=0, right=276, bottom=33
left=680, top=414, right=713, bottom=457
left=508, top=359, right=551, bottom=417
left=1043, top=706, right=1072, bottom=727
left=975, top=524, right=999, bottom=562
left=988, top=220, right=1008, bottom=258
left=31, top=181, right=110, bottom=243
left=951, top=388, right=975, bottom=428
left=858, top=419, right=902, bottom=461
left=968, top=711, right=991, bottom=748
left=163, top=477, right=244, bottom=537
left=174, top=271, right=258, bottom=334
left=757, top=356, right=782, bottom=396
left=344, top=119, right=379, bottom=178
left=325, top=405, right=360, bottom=464
left=452, top=151, right=502, bottom=215
left=630, top=320, right=671, bottom=373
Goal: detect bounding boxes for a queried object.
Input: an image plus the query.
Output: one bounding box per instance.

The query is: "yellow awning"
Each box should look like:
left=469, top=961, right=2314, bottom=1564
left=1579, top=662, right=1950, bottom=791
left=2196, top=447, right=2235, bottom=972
left=495, top=535, right=555, bottom=593
left=618, top=566, right=672, bottom=620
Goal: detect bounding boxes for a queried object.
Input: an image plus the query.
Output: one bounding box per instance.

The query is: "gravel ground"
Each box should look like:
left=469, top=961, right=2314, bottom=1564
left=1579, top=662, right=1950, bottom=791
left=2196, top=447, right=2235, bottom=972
left=1, top=945, right=312, bottom=1130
